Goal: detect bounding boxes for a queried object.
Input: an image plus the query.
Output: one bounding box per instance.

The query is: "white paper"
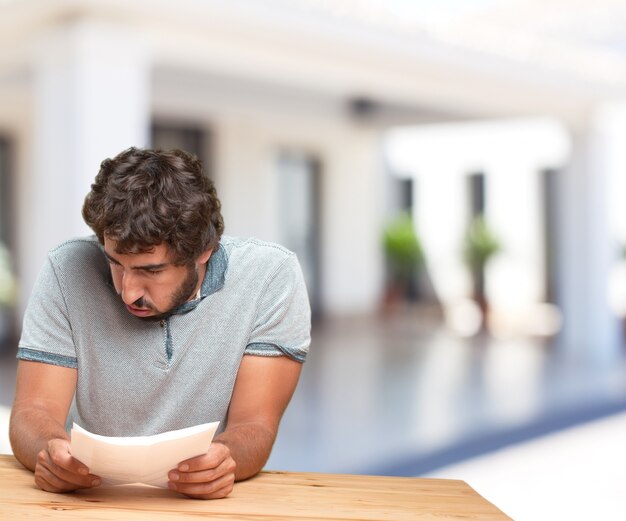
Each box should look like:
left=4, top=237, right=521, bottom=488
left=70, top=421, right=220, bottom=488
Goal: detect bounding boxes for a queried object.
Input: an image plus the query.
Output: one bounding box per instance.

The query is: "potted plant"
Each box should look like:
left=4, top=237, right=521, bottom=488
left=463, top=215, right=501, bottom=316
left=382, top=213, right=424, bottom=307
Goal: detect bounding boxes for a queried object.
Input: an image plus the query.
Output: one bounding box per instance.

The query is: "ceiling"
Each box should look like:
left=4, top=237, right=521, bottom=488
left=1, top=0, right=625, bottom=125
left=293, top=0, right=626, bottom=88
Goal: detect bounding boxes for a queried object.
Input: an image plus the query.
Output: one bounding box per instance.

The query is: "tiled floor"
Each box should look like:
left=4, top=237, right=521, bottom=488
left=2, top=306, right=626, bottom=516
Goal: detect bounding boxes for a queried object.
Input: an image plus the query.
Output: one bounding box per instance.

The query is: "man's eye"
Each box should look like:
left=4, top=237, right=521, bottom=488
left=145, top=270, right=163, bottom=275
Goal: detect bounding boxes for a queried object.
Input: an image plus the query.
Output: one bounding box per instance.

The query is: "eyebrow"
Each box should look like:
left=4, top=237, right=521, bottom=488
left=103, top=250, right=170, bottom=271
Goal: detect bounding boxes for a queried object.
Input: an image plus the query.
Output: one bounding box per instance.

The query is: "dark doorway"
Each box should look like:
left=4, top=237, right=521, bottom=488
left=276, top=151, right=322, bottom=318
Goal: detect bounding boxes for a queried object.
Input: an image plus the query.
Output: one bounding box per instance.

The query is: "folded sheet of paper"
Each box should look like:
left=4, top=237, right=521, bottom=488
left=70, top=421, right=220, bottom=488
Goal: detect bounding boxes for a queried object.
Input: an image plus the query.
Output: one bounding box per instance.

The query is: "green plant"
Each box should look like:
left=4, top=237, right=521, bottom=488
left=383, top=213, right=423, bottom=286
left=0, top=242, right=16, bottom=307
left=463, top=215, right=501, bottom=272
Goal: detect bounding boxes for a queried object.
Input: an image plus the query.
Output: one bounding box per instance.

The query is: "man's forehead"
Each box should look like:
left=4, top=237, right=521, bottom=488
left=103, top=237, right=174, bottom=262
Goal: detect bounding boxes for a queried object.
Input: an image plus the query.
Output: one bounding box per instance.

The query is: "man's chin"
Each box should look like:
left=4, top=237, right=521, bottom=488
left=140, top=314, right=170, bottom=322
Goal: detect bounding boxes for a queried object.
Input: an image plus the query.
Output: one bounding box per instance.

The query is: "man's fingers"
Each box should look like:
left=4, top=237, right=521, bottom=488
left=177, top=443, right=229, bottom=472
left=39, top=449, right=99, bottom=484
left=168, top=450, right=235, bottom=499
left=47, top=440, right=90, bottom=476
left=36, top=469, right=82, bottom=493
left=37, top=449, right=100, bottom=490
left=170, top=457, right=236, bottom=484
left=35, top=470, right=66, bottom=493
left=183, top=484, right=234, bottom=500
left=35, top=464, right=91, bottom=493
left=167, top=443, right=235, bottom=499
left=170, top=472, right=235, bottom=499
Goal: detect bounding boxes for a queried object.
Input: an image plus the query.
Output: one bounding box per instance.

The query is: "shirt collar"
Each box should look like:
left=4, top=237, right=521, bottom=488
left=200, top=243, right=228, bottom=298
left=170, top=243, right=228, bottom=316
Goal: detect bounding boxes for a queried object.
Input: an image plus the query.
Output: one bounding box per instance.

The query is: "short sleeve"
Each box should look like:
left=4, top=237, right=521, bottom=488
left=17, top=256, right=78, bottom=368
left=245, top=254, right=311, bottom=362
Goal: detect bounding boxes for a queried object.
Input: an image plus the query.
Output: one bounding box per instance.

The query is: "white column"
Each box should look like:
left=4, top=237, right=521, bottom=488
left=556, top=111, right=622, bottom=363
left=487, top=160, right=544, bottom=310
left=20, top=19, right=150, bottom=309
left=416, top=166, right=470, bottom=304
left=321, top=128, right=385, bottom=315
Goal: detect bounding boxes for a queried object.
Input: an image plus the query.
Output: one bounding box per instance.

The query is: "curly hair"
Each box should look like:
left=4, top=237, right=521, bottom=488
left=82, top=147, right=224, bottom=264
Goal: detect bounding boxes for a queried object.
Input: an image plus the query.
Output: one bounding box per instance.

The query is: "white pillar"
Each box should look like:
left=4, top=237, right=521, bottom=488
left=321, top=128, right=385, bottom=315
left=416, top=166, right=470, bottom=304
left=556, top=111, right=622, bottom=363
left=21, top=19, right=150, bottom=309
left=487, top=161, right=544, bottom=309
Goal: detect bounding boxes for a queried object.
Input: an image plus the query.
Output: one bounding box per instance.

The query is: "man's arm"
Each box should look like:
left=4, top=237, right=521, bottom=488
left=168, top=354, right=302, bottom=499
left=9, top=360, right=100, bottom=492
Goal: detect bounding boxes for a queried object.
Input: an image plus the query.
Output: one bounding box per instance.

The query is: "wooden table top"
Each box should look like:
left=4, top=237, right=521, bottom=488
left=0, top=454, right=510, bottom=520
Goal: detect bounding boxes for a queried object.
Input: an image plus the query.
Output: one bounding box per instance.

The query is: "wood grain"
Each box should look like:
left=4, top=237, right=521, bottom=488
left=0, top=454, right=511, bottom=520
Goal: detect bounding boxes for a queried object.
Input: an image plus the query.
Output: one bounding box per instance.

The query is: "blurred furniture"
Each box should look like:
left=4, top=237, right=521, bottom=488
left=0, top=455, right=509, bottom=520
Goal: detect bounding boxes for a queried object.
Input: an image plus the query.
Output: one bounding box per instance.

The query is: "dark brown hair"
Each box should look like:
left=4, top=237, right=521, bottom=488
left=82, top=147, right=224, bottom=264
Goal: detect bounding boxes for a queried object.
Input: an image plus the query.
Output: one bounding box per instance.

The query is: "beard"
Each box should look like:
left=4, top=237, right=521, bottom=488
left=130, top=264, right=200, bottom=321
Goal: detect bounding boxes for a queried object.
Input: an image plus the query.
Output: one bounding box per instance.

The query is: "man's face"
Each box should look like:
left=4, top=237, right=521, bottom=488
left=103, top=237, right=210, bottom=319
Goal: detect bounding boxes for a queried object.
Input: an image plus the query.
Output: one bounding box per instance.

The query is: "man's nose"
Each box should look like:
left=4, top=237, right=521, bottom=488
left=120, top=272, right=143, bottom=305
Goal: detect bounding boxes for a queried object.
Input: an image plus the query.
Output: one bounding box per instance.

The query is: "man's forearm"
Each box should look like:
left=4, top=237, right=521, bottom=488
left=213, top=422, right=276, bottom=481
left=9, top=406, right=70, bottom=471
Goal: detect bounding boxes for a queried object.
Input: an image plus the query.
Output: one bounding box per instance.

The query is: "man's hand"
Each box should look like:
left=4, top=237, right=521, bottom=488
left=168, top=442, right=236, bottom=499
left=34, top=438, right=101, bottom=493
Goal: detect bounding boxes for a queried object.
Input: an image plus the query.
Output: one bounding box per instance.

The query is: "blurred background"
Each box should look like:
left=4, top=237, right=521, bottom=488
left=1, top=0, right=626, bottom=518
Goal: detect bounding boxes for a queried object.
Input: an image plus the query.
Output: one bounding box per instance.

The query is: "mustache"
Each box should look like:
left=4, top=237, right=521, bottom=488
left=132, top=297, right=156, bottom=310
left=116, top=294, right=157, bottom=312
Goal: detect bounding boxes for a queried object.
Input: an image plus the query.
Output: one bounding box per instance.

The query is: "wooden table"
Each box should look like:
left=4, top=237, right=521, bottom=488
left=0, top=454, right=510, bottom=520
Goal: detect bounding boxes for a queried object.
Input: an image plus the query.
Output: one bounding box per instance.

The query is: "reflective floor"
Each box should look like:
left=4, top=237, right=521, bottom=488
left=2, top=306, right=626, bottom=480
left=266, top=306, right=626, bottom=476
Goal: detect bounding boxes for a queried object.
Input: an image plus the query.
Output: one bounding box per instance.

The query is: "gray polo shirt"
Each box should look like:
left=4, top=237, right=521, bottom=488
left=17, top=235, right=311, bottom=437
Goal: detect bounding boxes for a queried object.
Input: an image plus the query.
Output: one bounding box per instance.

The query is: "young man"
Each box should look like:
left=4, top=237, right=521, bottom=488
left=9, top=147, right=311, bottom=499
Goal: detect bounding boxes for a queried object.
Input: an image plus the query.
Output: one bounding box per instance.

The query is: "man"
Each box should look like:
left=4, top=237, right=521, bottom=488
left=9, top=147, right=311, bottom=499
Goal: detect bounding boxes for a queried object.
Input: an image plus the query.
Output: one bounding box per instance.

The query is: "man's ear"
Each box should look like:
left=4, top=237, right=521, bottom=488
left=198, top=248, right=213, bottom=264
